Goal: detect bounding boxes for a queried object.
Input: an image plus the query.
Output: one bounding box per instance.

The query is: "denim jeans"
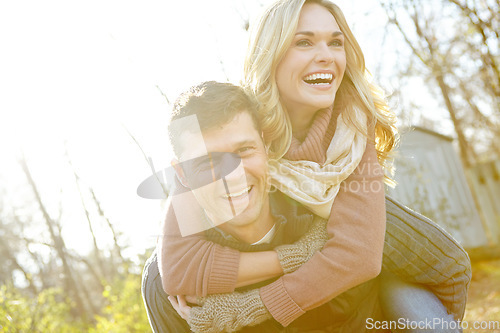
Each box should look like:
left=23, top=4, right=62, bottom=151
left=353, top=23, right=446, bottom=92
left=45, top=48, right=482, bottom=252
left=379, top=271, right=463, bottom=333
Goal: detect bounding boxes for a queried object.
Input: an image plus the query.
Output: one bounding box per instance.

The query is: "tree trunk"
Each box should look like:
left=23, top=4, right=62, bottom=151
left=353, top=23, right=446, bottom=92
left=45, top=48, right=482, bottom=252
left=20, top=157, right=89, bottom=320
left=433, top=73, right=472, bottom=167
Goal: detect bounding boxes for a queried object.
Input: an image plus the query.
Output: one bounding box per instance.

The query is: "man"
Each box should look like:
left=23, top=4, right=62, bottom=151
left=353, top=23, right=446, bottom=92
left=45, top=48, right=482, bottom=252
left=141, top=81, right=384, bottom=332
left=142, top=81, right=470, bottom=333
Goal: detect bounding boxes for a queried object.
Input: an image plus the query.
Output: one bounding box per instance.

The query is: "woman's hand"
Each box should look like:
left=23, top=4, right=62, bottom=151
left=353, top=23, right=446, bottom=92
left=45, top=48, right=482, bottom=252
left=173, top=290, right=271, bottom=333
left=275, top=217, right=328, bottom=273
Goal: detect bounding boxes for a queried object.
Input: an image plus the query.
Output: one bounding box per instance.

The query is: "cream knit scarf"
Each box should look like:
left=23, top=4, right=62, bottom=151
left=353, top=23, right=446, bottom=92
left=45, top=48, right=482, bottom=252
left=269, top=106, right=367, bottom=219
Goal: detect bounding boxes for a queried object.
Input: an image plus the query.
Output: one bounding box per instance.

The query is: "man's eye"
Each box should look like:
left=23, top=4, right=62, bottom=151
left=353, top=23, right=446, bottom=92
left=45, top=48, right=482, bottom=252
left=192, top=158, right=213, bottom=173
left=195, top=163, right=212, bottom=173
left=237, top=147, right=254, bottom=155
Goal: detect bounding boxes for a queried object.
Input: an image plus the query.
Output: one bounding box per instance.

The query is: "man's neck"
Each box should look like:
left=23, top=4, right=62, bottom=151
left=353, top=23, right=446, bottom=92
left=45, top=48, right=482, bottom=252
left=218, top=199, right=275, bottom=244
left=231, top=216, right=275, bottom=244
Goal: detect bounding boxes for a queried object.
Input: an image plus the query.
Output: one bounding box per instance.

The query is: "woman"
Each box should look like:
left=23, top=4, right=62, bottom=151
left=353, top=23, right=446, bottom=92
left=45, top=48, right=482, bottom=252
left=159, top=0, right=470, bottom=331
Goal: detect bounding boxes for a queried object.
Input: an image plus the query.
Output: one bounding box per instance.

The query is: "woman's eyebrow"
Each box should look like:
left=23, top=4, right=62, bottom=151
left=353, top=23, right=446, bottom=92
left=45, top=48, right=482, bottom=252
left=295, top=31, right=344, bottom=37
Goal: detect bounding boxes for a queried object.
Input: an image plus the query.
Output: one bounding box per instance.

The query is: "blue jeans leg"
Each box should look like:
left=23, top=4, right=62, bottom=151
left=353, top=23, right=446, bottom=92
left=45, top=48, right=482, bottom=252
left=379, top=272, right=463, bottom=333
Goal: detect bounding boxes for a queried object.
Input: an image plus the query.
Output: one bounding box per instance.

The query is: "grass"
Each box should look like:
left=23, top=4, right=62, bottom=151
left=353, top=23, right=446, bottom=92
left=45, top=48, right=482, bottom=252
left=463, top=259, right=500, bottom=332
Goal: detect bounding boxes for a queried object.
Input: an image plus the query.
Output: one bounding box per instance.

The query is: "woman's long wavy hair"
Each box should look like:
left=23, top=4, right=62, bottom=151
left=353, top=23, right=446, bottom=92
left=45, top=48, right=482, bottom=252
left=244, top=0, right=398, bottom=184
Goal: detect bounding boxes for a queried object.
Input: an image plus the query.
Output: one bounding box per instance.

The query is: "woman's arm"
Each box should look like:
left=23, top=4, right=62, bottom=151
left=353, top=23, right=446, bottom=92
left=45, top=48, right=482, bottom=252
left=158, top=195, right=283, bottom=297
left=160, top=137, right=384, bottom=327
left=167, top=219, right=329, bottom=333
left=259, top=138, right=386, bottom=327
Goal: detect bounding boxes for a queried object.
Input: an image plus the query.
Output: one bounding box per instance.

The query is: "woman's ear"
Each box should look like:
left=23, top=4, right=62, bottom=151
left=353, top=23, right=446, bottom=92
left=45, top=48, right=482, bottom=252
left=261, top=132, right=270, bottom=154
left=171, top=159, right=189, bottom=188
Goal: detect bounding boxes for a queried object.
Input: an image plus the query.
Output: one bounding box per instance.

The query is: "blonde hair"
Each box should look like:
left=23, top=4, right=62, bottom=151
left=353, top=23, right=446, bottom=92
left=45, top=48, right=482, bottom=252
left=244, top=0, right=398, bottom=183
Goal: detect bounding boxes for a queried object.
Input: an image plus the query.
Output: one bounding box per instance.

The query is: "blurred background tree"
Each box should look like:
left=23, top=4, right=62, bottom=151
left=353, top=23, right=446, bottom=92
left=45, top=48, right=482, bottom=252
left=1, top=0, right=498, bottom=331
left=0, top=156, right=152, bottom=331
left=378, top=0, right=499, bottom=166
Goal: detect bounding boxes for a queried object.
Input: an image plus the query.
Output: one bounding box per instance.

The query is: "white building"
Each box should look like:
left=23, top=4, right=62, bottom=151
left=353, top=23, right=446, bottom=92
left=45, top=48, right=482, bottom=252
left=388, top=127, right=489, bottom=248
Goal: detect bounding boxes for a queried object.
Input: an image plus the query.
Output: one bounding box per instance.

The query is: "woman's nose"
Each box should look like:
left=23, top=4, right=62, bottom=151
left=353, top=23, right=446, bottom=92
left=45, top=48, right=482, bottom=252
left=314, top=43, right=334, bottom=64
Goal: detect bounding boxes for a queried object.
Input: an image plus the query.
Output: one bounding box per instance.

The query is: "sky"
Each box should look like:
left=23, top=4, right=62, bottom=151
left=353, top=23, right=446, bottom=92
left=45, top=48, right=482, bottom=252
left=0, top=0, right=444, bottom=258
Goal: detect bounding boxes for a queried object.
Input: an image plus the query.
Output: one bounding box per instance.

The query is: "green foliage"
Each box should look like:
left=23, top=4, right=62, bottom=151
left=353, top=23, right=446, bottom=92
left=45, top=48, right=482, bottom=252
left=0, top=284, right=86, bottom=332
left=89, top=274, right=150, bottom=333
left=0, top=273, right=151, bottom=333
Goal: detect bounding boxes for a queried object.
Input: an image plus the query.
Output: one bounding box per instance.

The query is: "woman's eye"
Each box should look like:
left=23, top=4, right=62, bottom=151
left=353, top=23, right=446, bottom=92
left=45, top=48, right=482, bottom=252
left=329, top=39, right=343, bottom=47
left=296, top=40, right=311, bottom=47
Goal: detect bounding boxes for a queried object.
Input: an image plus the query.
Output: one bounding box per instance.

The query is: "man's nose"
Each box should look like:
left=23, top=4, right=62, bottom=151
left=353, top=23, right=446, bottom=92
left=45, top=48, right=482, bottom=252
left=223, top=158, right=247, bottom=184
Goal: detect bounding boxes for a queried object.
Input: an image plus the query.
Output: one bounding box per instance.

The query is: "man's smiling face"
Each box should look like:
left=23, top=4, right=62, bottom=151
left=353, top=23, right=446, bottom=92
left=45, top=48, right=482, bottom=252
left=176, top=111, right=271, bottom=230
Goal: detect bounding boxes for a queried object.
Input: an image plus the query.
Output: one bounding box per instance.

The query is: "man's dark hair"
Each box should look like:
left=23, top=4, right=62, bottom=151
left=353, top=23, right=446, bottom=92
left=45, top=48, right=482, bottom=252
left=168, top=81, right=261, bottom=158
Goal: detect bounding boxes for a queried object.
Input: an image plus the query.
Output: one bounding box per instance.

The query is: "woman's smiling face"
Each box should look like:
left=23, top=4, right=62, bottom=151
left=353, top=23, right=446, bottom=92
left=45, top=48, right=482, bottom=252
left=275, top=3, right=346, bottom=130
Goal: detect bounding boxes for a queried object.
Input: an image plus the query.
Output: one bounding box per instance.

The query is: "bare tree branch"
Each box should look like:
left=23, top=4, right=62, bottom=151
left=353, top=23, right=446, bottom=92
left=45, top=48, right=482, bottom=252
left=19, top=154, right=89, bottom=320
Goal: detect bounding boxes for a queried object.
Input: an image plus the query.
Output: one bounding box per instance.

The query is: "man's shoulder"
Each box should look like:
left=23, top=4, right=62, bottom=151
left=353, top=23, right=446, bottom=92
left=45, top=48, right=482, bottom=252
left=269, top=191, right=317, bottom=243
left=269, top=190, right=313, bottom=221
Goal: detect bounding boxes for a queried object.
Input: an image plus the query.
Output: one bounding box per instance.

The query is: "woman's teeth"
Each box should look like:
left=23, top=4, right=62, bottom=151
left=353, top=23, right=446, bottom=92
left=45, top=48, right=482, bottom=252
left=303, top=73, right=333, bottom=85
left=304, top=73, right=333, bottom=80
left=223, top=186, right=251, bottom=198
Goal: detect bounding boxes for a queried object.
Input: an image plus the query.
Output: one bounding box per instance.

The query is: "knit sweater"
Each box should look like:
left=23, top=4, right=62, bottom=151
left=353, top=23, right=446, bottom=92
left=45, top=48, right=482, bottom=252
left=159, top=107, right=387, bottom=326
left=149, top=193, right=384, bottom=332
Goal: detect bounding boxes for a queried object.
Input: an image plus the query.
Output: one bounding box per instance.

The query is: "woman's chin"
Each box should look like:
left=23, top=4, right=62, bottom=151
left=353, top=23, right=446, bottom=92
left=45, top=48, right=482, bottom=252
left=303, top=92, right=336, bottom=109
left=309, top=99, right=335, bottom=110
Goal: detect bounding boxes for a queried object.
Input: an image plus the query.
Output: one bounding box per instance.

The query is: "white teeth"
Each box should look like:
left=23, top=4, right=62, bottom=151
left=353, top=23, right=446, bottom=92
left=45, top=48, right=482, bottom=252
left=303, top=73, right=333, bottom=81
left=223, top=186, right=251, bottom=198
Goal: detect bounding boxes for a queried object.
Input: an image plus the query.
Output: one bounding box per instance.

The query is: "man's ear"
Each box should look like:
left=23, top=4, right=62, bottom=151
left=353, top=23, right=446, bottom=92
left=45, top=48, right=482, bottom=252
left=171, top=159, right=189, bottom=188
